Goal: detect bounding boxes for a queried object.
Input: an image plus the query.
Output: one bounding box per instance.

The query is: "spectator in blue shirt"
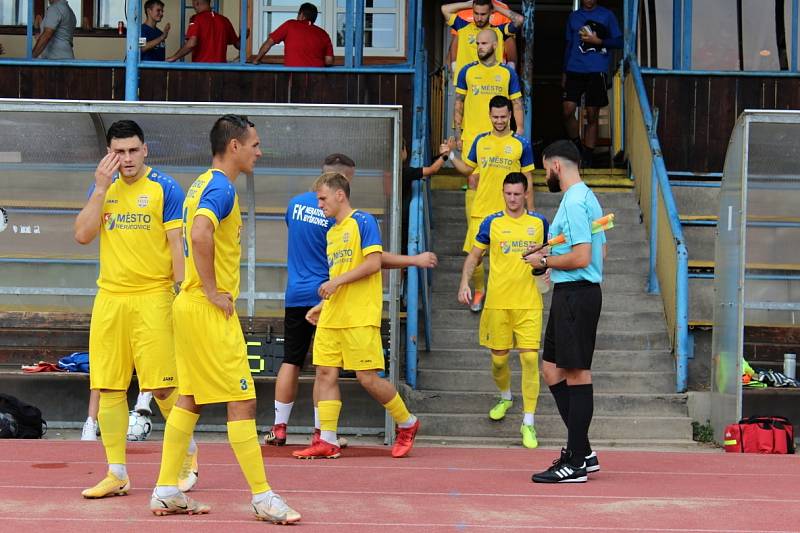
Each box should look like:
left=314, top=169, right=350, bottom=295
left=140, top=0, right=171, bottom=61
left=562, top=0, right=622, bottom=168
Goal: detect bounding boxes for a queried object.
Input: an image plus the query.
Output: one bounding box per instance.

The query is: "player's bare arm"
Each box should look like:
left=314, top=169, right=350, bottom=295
left=458, top=246, right=485, bottom=305
left=381, top=251, right=438, bottom=269
left=318, top=251, right=382, bottom=299
left=74, top=152, right=120, bottom=245
left=512, top=98, right=525, bottom=137
left=141, top=23, right=170, bottom=53
left=251, top=37, right=275, bottom=64
left=166, top=228, right=185, bottom=284
left=441, top=1, right=473, bottom=18
left=493, top=2, right=524, bottom=28
left=31, top=27, right=55, bottom=58
left=191, top=214, right=234, bottom=318
left=454, top=94, right=465, bottom=148
left=450, top=150, right=475, bottom=177
left=305, top=302, right=323, bottom=325
left=166, top=36, right=197, bottom=62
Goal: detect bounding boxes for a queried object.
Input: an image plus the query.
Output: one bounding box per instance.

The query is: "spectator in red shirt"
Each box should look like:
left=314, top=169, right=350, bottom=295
left=167, top=0, right=241, bottom=63
left=251, top=3, right=333, bottom=67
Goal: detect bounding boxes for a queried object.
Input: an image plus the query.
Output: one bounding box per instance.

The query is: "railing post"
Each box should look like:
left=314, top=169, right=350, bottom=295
left=354, top=0, right=365, bottom=67
left=676, top=243, right=689, bottom=392
left=521, top=0, right=535, bottom=138
left=793, top=0, right=799, bottom=71
left=344, top=0, right=355, bottom=67
left=124, top=0, right=142, bottom=101
left=406, top=180, right=421, bottom=389
left=239, top=0, right=248, bottom=63
left=25, top=0, right=34, bottom=59
left=672, top=0, right=682, bottom=69
left=648, top=159, right=660, bottom=294
left=682, top=0, right=693, bottom=69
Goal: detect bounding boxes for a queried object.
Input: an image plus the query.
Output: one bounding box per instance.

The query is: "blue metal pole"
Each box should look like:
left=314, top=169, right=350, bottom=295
left=405, top=180, right=420, bottom=388
left=240, top=0, right=248, bottom=63
left=682, top=0, right=692, bottom=69
left=26, top=0, right=34, bottom=59
left=521, top=0, right=535, bottom=139
left=630, top=0, right=639, bottom=58
left=792, top=0, right=799, bottom=71
left=344, top=0, right=355, bottom=67
left=676, top=245, right=689, bottom=391
left=125, top=0, right=141, bottom=101
left=354, top=0, right=364, bottom=67
left=673, top=0, right=682, bottom=68
left=648, top=159, right=660, bottom=294
left=406, top=0, right=417, bottom=60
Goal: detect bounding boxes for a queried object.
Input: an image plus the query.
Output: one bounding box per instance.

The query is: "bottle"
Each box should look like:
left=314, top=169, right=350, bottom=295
left=784, top=353, right=796, bottom=380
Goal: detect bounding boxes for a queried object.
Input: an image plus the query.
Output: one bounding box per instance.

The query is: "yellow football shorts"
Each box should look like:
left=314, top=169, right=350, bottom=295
left=313, top=326, right=385, bottom=371
left=479, top=308, right=543, bottom=351
left=89, top=290, right=177, bottom=391
left=172, top=292, right=255, bottom=405
left=462, top=215, right=484, bottom=253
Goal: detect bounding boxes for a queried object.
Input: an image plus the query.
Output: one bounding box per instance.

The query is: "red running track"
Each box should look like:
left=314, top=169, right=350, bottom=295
left=0, top=440, right=799, bottom=532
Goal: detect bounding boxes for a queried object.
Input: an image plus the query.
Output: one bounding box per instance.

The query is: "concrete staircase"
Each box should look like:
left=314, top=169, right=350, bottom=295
left=403, top=186, right=695, bottom=448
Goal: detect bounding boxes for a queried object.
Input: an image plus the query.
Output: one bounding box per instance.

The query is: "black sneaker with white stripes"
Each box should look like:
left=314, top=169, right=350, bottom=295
left=585, top=451, right=600, bottom=473
left=531, top=449, right=588, bottom=483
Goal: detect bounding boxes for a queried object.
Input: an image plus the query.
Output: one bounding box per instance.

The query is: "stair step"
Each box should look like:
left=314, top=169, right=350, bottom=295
left=428, top=328, right=670, bottom=350
left=428, top=310, right=665, bottom=332
left=416, top=368, right=676, bottom=393
left=431, top=220, right=648, bottom=243
left=430, top=291, right=665, bottom=312
left=431, top=272, right=649, bottom=294
left=413, top=413, right=693, bottom=440
left=418, top=348, right=675, bottom=372
left=431, top=190, right=640, bottom=209
left=431, top=205, right=644, bottom=224
left=432, top=239, right=649, bottom=258
left=405, top=390, right=689, bottom=416
left=434, top=256, right=650, bottom=275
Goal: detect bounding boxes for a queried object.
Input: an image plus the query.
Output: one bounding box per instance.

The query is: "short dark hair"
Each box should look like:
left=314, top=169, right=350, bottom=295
left=473, top=0, right=493, bottom=8
left=541, top=140, right=581, bottom=166
left=106, top=120, right=144, bottom=146
left=489, top=95, right=512, bottom=112
left=210, top=114, right=255, bottom=156
left=323, top=153, right=355, bottom=169
left=299, top=2, right=318, bottom=23
left=503, top=172, right=528, bottom=191
left=144, top=0, right=164, bottom=11
left=313, top=172, right=350, bottom=198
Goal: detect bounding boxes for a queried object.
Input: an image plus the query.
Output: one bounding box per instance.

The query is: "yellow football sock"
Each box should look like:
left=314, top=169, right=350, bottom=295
left=491, top=354, right=511, bottom=393
left=98, top=390, right=128, bottom=467
left=156, top=406, right=198, bottom=486
left=383, top=393, right=412, bottom=424
left=318, top=400, right=342, bottom=432
left=520, top=351, right=541, bottom=414
left=227, top=419, right=270, bottom=494
left=154, top=388, right=178, bottom=421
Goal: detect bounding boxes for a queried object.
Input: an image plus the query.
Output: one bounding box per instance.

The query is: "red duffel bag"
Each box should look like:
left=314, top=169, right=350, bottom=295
left=724, top=416, right=795, bottom=454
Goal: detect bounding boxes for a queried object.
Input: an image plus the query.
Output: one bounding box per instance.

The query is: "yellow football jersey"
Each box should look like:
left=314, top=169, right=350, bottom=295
left=448, top=14, right=516, bottom=83
left=456, top=61, right=522, bottom=141
left=93, top=165, right=184, bottom=294
left=465, top=132, right=536, bottom=219
left=181, top=169, right=242, bottom=299
left=318, top=210, right=383, bottom=329
left=474, top=210, right=548, bottom=309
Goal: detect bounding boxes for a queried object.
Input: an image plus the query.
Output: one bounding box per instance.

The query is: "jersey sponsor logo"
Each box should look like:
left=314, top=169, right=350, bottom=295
left=500, top=239, right=536, bottom=254
left=471, top=85, right=481, bottom=95
left=483, top=155, right=516, bottom=168
left=468, top=34, right=476, bottom=44
left=500, top=241, right=511, bottom=254
left=474, top=84, right=506, bottom=94
left=106, top=212, right=152, bottom=231
left=137, top=195, right=149, bottom=208
left=327, top=248, right=354, bottom=267
left=291, top=203, right=329, bottom=227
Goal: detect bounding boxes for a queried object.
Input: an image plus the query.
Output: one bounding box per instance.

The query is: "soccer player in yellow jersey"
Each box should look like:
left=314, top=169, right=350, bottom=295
left=441, top=0, right=523, bottom=84
left=458, top=172, right=548, bottom=448
left=453, top=95, right=535, bottom=311
left=74, top=120, right=198, bottom=498
left=293, top=173, right=420, bottom=460
left=149, top=115, right=300, bottom=524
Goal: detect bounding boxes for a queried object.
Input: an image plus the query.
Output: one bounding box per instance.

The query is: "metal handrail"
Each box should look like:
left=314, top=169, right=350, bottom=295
left=626, top=58, right=690, bottom=392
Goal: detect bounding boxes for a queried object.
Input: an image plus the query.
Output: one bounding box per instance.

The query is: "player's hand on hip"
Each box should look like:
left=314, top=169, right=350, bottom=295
left=416, top=251, right=438, bottom=268
left=458, top=283, right=472, bottom=305
left=318, top=279, right=339, bottom=299
left=94, top=152, right=120, bottom=192
left=305, top=304, right=322, bottom=325
left=209, top=291, right=234, bottom=319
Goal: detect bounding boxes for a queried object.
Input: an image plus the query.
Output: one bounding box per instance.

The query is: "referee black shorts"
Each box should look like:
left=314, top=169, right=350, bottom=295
left=563, top=71, right=609, bottom=108
left=542, top=281, right=602, bottom=370
left=283, top=306, right=316, bottom=367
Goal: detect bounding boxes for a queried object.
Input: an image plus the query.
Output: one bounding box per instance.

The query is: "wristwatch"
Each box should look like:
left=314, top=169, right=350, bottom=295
left=539, top=256, right=547, bottom=268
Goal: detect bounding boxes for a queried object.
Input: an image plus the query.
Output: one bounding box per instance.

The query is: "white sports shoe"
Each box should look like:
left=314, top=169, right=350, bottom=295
left=134, top=392, right=153, bottom=416
left=81, top=417, right=98, bottom=441
left=253, top=493, right=301, bottom=524
left=150, top=489, right=210, bottom=516
left=177, top=448, right=199, bottom=492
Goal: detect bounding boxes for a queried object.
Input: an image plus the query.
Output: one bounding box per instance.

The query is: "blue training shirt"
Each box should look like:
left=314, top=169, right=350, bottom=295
left=140, top=24, right=166, bottom=61
left=563, top=5, right=622, bottom=74
left=284, top=191, right=334, bottom=307
left=549, top=181, right=605, bottom=284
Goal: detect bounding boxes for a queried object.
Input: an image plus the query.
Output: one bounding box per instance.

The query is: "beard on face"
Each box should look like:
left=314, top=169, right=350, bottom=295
left=546, top=169, right=561, bottom=192
left=478, top=47, right=495, bottom=61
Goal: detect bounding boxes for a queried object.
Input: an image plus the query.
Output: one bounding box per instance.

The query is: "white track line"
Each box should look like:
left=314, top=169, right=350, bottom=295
left=0, top=517, right=794, bottom=532
left=1, top=484, right=799, bottom=504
